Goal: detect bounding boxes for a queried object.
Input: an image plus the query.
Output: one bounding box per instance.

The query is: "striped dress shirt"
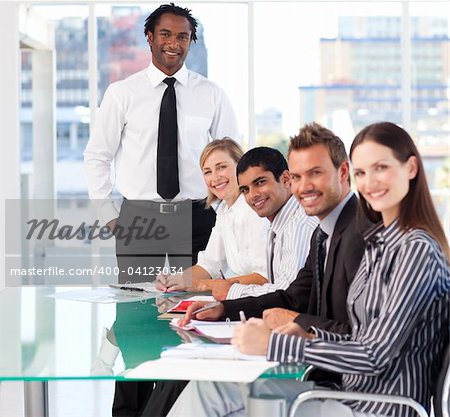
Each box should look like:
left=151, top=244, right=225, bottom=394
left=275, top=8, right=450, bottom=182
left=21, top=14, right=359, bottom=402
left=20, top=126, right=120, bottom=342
left=227, top=195, right=318, bottom=300
left=268, top=220, right=450, bottom=417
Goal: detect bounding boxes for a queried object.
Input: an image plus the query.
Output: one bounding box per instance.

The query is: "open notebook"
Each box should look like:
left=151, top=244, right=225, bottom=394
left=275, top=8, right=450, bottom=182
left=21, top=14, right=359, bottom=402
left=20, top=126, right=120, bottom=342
left=170, top=318, right=240, bottom=344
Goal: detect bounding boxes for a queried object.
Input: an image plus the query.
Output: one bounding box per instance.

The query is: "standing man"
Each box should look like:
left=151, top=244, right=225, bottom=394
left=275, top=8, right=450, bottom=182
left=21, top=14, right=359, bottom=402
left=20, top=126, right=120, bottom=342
left=84, top=4, right=239, bottom=417
left=84, top=3, right=239, bottom=278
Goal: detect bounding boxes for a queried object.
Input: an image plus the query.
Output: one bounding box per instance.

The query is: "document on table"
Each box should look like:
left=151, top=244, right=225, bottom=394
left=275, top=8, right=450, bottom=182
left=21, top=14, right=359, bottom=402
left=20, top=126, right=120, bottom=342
left=47, top=287, right=155, bottom=303
left=125, top=357, right=279, bottom=383
left=170, top=319, right=240, bottom=343
left=161, top=343, right=266, bottom=361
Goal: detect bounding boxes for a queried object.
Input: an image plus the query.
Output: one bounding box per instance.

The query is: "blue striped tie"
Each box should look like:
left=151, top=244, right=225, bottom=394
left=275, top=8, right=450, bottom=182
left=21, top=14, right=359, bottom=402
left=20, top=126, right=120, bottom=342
left=266, top=230, right=276, bottom=283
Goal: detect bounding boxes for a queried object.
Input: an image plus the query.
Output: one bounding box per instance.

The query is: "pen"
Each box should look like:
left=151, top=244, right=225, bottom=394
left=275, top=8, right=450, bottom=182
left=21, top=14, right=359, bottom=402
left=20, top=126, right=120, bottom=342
left=192, top=301, right=222, bottom=315
left=219, top=269, right=226, bottom=280
left=239, top=310, right=246, bottom=323
left=161, top=273, right=169, bottom=291
left=119, top=286, right=144, bottom=292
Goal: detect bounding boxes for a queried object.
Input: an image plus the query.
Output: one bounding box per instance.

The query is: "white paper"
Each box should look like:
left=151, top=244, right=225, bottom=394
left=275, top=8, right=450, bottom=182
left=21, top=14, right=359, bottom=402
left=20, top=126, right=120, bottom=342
left=125, top=358, right=279, bottom=383
left=161, top=343, right=267, bottom=361
left=47, top=288, right=154, bottom=303
left=170, top=319, right=240, bottom=339
left=181, top=295, right=215, bottom=302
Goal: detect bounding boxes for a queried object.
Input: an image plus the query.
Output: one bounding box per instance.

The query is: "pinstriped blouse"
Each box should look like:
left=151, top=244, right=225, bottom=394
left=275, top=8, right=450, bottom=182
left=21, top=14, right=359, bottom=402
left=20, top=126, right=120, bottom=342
left=268, top=220, right=450, bottom=417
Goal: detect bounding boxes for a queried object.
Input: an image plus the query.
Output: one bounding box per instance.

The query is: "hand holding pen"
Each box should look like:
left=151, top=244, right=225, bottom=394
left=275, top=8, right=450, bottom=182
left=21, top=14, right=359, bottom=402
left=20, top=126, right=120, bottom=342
left=178, top=300, right=224, bottom=327
left=239, top=310, right=246, bottom=323
left=231, top=316, right=271, bottom=356
left=156, top=271, right=189, bottom=292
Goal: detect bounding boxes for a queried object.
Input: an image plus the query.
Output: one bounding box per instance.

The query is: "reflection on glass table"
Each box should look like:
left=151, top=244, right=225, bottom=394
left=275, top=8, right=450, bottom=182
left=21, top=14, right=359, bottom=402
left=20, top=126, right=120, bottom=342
left=0, top=286, right=307, bottom=417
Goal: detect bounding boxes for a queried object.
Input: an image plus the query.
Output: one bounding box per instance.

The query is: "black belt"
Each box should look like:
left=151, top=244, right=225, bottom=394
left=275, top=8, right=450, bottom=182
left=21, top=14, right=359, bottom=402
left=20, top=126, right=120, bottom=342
left=123, top=198, right=206, bottom=214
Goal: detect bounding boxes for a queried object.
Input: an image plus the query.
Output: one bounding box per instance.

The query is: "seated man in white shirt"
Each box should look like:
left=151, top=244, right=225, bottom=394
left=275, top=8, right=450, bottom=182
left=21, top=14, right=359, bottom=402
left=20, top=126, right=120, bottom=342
left=157, top=146, right=318, bottom=301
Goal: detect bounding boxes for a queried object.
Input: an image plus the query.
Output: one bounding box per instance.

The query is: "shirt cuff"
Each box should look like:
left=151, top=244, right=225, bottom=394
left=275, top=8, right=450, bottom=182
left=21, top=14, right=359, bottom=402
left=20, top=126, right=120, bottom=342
left=226, top=283, right=244, bottom=300
left=267, top=332, right=306, bottom=363
left=311, top=327, right=349, bottom=342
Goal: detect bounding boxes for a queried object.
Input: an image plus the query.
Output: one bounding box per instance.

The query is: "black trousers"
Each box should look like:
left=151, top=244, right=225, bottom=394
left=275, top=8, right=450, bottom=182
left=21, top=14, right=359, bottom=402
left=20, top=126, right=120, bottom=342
left=112, top=199, right=216, bottom=417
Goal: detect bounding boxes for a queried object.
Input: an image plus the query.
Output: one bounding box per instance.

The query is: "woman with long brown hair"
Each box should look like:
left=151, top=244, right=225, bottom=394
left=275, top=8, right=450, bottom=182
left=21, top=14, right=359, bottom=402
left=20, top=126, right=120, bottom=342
left=229, top=122, right=449, bottom=417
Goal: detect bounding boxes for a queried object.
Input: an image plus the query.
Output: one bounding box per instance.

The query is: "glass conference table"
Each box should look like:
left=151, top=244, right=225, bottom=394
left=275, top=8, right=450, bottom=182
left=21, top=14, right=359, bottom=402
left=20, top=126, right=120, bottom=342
left=0, top=286, right=307, bottom=417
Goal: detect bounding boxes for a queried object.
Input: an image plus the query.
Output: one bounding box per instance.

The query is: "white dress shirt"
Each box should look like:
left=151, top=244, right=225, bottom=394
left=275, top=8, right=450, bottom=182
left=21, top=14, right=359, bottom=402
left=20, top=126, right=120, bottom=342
left=227, top=195, right=318, bottom=300
left=196, top=194, right=269, bottom=279
left=84, top=62, right=239, bottom=224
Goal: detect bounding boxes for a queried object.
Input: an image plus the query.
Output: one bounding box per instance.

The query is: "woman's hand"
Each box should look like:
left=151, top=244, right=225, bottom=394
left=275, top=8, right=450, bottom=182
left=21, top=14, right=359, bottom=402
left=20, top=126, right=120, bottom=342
left=178, top=301, right=224, bottom=327
left=231, top=318, right=271, bottom=356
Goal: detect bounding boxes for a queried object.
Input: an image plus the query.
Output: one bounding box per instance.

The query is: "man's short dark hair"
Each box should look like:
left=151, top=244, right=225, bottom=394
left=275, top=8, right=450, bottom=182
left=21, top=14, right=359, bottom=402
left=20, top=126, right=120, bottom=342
left=237, top=147, right=288, bottom=182
left=144, top=3, right=198, bottom=42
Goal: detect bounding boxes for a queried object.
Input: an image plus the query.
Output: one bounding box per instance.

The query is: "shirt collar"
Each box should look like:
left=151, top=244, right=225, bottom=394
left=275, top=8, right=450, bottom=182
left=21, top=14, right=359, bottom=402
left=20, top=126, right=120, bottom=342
left=146, top=61, right=189, bottom=88
left=271, top=195, right=299, bottom=234
left=223, top=193, right=245, bottom=213
left=364, top=218, right=404, bottom=250
left=319, top=191, right=354, bottom=238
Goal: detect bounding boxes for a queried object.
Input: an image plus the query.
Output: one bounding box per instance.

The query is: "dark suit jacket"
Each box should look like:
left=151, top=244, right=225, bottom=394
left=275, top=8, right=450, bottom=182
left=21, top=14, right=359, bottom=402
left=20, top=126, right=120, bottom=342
left=222, top=194, right=371, bottom=335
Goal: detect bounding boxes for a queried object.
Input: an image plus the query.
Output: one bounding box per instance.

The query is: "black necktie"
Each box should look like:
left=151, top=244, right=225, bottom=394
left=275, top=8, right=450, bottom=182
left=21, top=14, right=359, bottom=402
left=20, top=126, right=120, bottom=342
left=157, top=77, right=179, bottom=200
left=315, top=227, right=328, bottom=316
left=266, top=229, right=276, bottom=283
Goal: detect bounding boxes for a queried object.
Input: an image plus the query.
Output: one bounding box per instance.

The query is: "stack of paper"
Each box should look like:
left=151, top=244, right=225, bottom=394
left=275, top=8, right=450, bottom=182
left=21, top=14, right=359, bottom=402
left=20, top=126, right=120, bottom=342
left=161, top=343, right=266, bottom=361
left=48, top=287, right=155, bottom=304
left=125, top=357, right=279, bottom=383
left=125, top=318, right=280, bottom=383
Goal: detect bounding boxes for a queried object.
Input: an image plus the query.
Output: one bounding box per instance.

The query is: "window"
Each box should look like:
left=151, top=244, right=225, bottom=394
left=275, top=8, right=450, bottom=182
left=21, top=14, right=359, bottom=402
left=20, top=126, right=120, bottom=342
left=19, top=1, right=449, bottom=238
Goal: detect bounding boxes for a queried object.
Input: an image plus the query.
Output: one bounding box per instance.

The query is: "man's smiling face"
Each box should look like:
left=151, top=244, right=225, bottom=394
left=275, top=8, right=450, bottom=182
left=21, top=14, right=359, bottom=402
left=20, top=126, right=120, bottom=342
left=288, top=144, right=350, bottom=221
left=147, top=13, right=192, bottom=75
left=238, top=165, right=291, bottom=223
